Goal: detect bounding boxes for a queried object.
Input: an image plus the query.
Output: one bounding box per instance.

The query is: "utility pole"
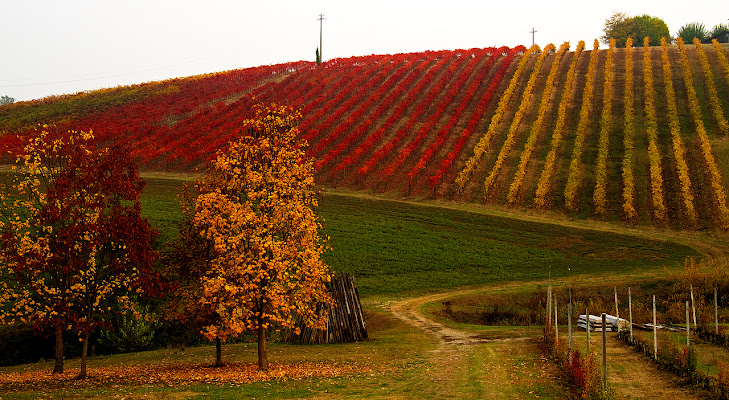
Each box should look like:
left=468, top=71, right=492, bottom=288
left=530, top=27, right=537, bottom=46
left=318, top=13, right=326, bottom=63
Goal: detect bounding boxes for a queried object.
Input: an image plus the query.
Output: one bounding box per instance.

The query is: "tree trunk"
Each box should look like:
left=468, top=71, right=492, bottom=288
left=257, top=324, right=268, bottom=370
left=78, top=332, right=90, bottom=379
left=215, top=337, right=223, bottom=367
left=52, top=327, right=64, bottom=374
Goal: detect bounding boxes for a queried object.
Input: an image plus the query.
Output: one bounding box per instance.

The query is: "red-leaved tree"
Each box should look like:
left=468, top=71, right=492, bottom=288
left=0, top=128, right=160, bottom=378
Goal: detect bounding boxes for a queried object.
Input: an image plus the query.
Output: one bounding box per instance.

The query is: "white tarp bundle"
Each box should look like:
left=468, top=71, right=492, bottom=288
left=577, top=314, right=629, bottom=332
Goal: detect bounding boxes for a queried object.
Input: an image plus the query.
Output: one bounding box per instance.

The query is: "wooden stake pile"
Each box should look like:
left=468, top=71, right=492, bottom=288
left=286, top=273, right=368, bottom=344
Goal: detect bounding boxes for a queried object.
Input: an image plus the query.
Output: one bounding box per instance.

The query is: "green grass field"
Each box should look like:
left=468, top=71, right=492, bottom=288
left=316, top=191, right=699, bottom=296
left=138, top=177, right=700, bottom=297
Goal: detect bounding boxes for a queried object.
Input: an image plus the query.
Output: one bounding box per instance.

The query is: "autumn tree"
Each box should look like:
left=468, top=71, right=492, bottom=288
left=161, top=187, right=219, bottom=356
left=179, top=103, right=332, bottom=369
left=602, top=12, right=670, bottom=47
left=0, top=128, right=160, bottom=378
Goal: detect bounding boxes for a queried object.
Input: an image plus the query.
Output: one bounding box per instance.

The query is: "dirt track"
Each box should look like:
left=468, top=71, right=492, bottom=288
left=389, top=286, right=707, bottom=399
left=389, top=287, right=560, bottom=399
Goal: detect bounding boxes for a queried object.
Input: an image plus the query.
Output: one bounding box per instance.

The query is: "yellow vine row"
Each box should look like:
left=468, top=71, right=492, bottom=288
left=713, top=39, right=729, bottom=90
left=677, top=38, right=729, bottom=229
left=693, top=38, right=729, bottom=136
left=533, top=41, right=585, bottom=208
left=455, top=44, right=540, bottom=192
left=483, top=44, right=555, bottom=198
left=507, top=42, right=569, bottom=204
left=592, top=39, right=615, bottom=216
left=660, top=37, right=697, bottom=226
left=564, top=39, right=601, bottom=211
left=621, top=38, right=637, bottom=221
left=643, top=37, right=667, bottom=223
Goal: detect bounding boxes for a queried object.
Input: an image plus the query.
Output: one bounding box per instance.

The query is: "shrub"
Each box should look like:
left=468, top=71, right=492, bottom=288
left=677, top=22, right=708, bottom=43
left=541, top=327, right=604, bottom=399
left=96, top=309, right=159, bottom=355
left=710, top=24, right=729, bottom=38
left=719, top=362, right=729, bottom=399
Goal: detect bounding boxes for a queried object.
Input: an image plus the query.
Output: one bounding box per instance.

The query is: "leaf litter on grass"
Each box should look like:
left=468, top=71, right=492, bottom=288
left=0, top=361, right=367, bottom=392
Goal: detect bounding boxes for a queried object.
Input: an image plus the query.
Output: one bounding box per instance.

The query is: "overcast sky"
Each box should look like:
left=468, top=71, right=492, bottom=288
left=1, top=1, right=726, bottom=102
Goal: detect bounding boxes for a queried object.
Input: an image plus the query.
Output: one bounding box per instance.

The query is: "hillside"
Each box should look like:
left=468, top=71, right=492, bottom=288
left=2, top=39, right=729, bottom=230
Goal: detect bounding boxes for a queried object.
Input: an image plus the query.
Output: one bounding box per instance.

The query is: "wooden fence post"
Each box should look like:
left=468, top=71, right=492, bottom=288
left=602, top=312, right=607, bottom=393
left=628, top=287, right=633, bottom=343
left=568, top=273, right=573, bottom=357
left=568, top=299, right=573, bottom=356
left=586, top=307, right=590, bottom=354
left=690, top=284, right=697, bottom=327
left=614, top=286, right=620, bottom=321
left=716, top=287, right=720, bottom=335
left=653, top=295, right=658, bottom=361
left=547, top=283, right=552, bottom=329
left=686, top=301, right=691, bottom=348
left=555, top=299, right=559, bottom=341
left=547, top=269, right=552, bottom=328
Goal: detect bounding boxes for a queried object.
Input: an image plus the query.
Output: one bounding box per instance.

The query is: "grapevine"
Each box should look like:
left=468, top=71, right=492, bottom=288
left=693, top=38, right=729, bottom=136
left=643, top=37, right=667, bottom=223
left=507, top=42, right=569, bottom=204
left=455, top=44, right=539, bottom=192
left=482, top=44, right=552, bottom=198
left=621, top=38, right=637, bottom=221
left=660, top=37, right=697, bottom=226
left=533, top=41, right=585, bottom=209
left=677, top=38, right=729, bottom=229
left=564, top=39, right=601, bottom=211
left=592, top=38, right=615, bottom=216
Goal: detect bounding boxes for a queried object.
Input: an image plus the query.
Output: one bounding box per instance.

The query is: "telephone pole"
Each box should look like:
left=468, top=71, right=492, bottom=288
left=530, top=27, right=537, bottom=46
left=318, top=13, right=326, bottom=63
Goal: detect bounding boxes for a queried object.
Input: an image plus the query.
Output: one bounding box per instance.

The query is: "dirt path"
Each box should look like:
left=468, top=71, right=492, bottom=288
left=601, top=335, right=706, bottom=400
left=389, top=286, right=708, bottom=399
left=390, top=288, right=564, bottom=399
left=390, top=289, right=487, bottom=345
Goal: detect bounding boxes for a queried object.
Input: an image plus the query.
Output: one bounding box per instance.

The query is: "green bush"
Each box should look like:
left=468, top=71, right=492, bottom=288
left=710, top=24, right=729, bottom=38
left=677, top=22, right=708, bottom=43
left=96, top=312, right=159, bottom=355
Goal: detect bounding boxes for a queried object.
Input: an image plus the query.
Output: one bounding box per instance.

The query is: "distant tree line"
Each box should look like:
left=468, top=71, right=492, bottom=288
left=0, top=95, right=14, bottom=106
left=676, top=22, right=729, bottom=43
left=602, top=12, right=729, bottom=46
left=601, top=12, right=670, bottom=47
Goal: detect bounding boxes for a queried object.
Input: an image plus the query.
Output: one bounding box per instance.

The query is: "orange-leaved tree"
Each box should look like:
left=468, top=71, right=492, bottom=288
left=183, top=103, right=332, bottom=369
left=0, top=127, right=160, bottom=378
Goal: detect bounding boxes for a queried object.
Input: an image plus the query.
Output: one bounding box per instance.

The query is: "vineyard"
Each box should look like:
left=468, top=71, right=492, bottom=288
left=2, top=40, right=729, bottom=230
